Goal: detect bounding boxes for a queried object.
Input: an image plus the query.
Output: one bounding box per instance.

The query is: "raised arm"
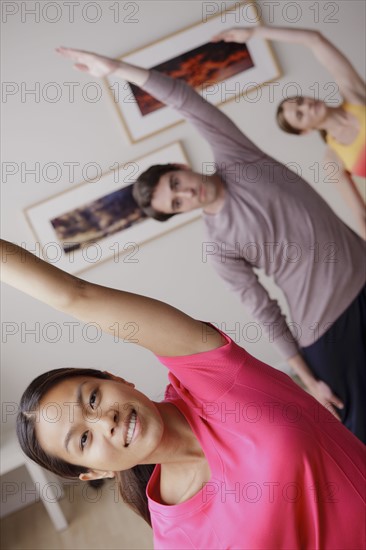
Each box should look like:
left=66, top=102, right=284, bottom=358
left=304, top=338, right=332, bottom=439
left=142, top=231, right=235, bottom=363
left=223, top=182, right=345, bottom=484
left=55, top=47, right=149, bottom=87
left=0, top=240, right=223, bottom=356
left=212, top=27, right=365, bottom=103
left=323, top=148, right=366, bottom=239
left=56, top=47, right=263, bottom=163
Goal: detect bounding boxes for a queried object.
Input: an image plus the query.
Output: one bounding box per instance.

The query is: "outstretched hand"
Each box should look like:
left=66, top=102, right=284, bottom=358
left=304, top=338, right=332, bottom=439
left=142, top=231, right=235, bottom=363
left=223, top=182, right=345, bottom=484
left=309, top=379, right=344, bottom=421
left=212, top=28, right=255, bottom=44
left=55, top=47, right=120, bottom=78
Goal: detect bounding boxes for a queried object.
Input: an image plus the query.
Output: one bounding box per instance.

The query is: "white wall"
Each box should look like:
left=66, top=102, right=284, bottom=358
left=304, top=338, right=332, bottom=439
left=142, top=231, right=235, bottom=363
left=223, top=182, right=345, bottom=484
left=1, top=0, right=365, bottom=515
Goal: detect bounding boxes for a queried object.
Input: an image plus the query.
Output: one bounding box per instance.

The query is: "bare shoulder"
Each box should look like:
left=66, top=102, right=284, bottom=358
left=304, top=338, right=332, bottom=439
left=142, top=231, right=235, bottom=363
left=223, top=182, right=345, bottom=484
left=323, top=146, right=343, bottom=166
left=340, top=76, right=366, bottom=105
left=343, top=89, right=366, bottom=105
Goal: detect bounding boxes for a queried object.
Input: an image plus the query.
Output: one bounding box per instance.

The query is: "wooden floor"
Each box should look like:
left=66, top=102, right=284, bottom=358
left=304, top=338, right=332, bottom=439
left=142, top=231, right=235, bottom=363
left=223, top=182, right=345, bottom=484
left=0, top=480, right=153, bottom=549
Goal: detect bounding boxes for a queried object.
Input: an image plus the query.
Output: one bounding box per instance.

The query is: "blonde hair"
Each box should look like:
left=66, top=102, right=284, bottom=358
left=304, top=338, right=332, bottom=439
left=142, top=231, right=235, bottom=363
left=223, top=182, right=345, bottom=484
left=276, top=97, right=327, bottom=142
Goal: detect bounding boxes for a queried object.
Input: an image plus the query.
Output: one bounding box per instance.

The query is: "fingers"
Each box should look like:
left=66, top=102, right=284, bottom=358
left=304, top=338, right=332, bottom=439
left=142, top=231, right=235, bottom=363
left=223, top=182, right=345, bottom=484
left=325, top=403, right=342, bottom=421
left=330, top=393, right=344, bottom=410
left=211, top=33, right=224, bottom=42
left=312, top=381, right=344, bottom=421
left=323, top=389, right=343, bottom=421
left=55, top=47, right=91, bottom=73
left=211, top=31, right=233, bottom=42
left=74, top=63, right=89, bottom=72
left=55, top=48, right=97, bottom=73
left=55, top=47, right=92, bottom=61
left=55, top=46, right=81, bottom=58
left=317, top=380, right=344, bottom=409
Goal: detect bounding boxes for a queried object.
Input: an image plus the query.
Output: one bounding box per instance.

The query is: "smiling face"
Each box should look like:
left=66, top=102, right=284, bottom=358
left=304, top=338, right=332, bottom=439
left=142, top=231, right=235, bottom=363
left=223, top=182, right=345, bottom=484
left=35, top=376, right=164, bottom=477
left=281, top=97, right=328, bottom=132
left=151, top=168, right=220, bottom=215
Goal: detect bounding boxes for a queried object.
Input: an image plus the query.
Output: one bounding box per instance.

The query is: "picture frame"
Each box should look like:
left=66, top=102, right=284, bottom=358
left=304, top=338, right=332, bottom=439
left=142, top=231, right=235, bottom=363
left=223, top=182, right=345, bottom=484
left=25, top=142, right=198, bottom=274
left=104, top=1, right=281, bottom=143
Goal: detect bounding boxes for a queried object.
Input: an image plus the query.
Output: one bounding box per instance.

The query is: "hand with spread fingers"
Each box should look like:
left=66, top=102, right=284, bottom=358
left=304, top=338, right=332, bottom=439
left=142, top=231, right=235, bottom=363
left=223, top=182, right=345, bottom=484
left=55, top=47, right=120, bottom=78
left=212, top=28, right=255, bottom=44
left=309, top=379, right=344, bottom=421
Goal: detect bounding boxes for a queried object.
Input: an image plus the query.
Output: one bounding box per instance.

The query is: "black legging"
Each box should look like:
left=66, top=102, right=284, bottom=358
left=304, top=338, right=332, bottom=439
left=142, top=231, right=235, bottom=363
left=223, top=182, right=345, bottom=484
left=302, top=285, right=366, bottom=444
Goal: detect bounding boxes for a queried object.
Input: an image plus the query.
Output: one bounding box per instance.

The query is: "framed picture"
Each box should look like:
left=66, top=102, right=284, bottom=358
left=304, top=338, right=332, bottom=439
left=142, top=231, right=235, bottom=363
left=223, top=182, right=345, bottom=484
left=105, top=1, right=281, bottom=142
left=25, top=142, right=198, bottom=274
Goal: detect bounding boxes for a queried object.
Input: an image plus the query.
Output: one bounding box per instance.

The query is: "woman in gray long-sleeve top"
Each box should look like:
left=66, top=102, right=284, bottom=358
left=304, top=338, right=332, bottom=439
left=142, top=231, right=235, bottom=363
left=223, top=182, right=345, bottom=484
left=56, top=47, right=366, bottom=443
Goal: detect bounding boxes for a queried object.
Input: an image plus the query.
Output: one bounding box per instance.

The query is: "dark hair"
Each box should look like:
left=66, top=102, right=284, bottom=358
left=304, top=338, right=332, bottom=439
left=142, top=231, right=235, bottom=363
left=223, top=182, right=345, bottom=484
left=132, top=163, right=181, bottom=222
left=276, top=97, right=327, bottom=142
left=17, top=367, right=155, bottom=526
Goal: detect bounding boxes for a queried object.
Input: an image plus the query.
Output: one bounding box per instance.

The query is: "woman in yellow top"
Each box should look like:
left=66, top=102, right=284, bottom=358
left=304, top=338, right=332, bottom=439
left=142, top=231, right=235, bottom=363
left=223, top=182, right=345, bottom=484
left=213, top=26, right=366, bottom=239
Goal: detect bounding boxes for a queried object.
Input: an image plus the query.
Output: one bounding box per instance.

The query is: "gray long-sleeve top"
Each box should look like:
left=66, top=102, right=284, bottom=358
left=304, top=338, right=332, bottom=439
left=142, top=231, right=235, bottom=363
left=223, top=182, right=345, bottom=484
left=142, top=70, right=366, bottom=359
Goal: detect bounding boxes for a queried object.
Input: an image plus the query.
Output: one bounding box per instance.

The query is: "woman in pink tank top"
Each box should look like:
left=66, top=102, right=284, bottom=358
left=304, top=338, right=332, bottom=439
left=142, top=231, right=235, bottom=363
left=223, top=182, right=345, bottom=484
left=2, top=238, right=365, bottom=549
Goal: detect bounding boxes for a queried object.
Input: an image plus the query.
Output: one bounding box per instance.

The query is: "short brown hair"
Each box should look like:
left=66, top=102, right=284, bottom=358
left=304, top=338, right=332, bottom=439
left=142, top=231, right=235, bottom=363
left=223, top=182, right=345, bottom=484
left=132, top=164, right=181, bottom=222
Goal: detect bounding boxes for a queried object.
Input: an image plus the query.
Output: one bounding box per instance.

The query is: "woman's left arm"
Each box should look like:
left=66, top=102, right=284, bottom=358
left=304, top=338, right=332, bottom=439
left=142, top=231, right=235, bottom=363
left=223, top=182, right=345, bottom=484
left=213, top=26, right=365, bottom=103
left=300, top=31, right=365, bottom=103
left=323, top=149, right=366, bottom=239
left=0, top=240, right=223, bottom=356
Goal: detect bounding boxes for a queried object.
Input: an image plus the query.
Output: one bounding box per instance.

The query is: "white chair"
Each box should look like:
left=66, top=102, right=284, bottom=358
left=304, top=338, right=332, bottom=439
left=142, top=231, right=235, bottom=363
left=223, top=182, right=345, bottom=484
left=1, top=429, right=68, bottom=531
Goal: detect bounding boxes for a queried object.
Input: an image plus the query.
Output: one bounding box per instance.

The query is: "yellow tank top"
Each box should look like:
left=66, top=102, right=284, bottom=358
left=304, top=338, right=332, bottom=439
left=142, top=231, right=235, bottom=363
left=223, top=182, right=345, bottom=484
left=326, top=102, right=366, bottom=177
